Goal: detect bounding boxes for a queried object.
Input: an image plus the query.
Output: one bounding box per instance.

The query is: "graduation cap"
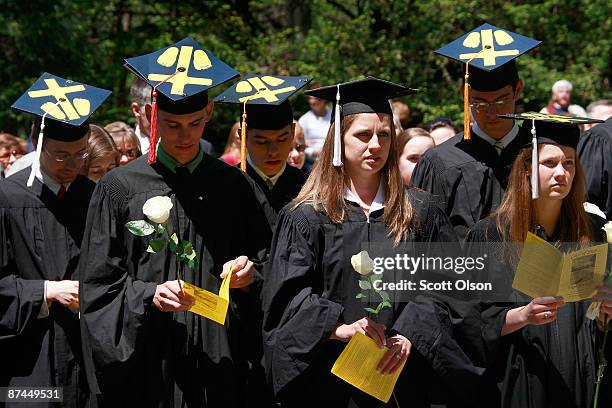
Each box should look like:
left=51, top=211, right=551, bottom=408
left=214, top=74, right=312, bottom=172
left=497, top=112, right=604, bottom=199
left=305, top=76, right=418, bottom=166
left=124, top=37, right=239, bottom=163
left=435, top=23, right=541, bottom=141
left=11, top=72, right=111, bottom=187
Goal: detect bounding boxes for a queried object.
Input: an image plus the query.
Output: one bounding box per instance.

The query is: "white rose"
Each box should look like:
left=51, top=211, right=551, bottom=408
left=351, top=250, right=374, bottom=276
left=142, top=196, right=173, bottom=224
left=584, top=202, right=607, bottom=219
left=602, top=221, right=612, bottom=244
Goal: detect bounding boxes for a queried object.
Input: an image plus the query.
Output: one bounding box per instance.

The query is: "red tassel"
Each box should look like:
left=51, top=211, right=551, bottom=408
left=148, top=90, right=158, bottom=164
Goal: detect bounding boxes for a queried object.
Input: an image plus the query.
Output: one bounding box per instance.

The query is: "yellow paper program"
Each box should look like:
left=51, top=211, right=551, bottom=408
left=513, top=232, right=608, bottom=302
left=331, top=331, right=405, bottom=403
left=182, top=266, right=232, bottom=325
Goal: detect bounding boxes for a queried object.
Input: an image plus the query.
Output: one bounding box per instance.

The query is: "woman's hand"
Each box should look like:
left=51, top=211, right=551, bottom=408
left=502, top=296, right=565, bottom=336
left=330, top=317, right=386, bottom=348
left=46, top=280, right=79, bottom=309
left=153, top=280, right=195, bottom=312
left=377, top=334, right=411, bottom=375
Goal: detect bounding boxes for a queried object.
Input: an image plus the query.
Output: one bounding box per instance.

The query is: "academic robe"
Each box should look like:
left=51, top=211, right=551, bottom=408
left=262, top=188, right=490, bottom=408
left=78, top=154, right=271, bottom=408
left=245, top=163, right=307, bottom=230
left=411, top=129, right=529, bottom=240
left=0, top=170, right=95, bottom=408
left=577, top=118, right=612, bottom=219
left=463, top=215, right=611, bottom=408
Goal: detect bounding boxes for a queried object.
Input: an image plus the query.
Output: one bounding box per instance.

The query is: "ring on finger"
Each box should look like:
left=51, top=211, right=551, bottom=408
left=543, top=311, right=552, bottom=319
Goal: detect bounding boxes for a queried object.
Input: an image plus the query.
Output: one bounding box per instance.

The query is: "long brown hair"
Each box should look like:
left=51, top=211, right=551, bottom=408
left=293, top=113, right=414, bottom=245
left=494, top=146, right=592, bottom=246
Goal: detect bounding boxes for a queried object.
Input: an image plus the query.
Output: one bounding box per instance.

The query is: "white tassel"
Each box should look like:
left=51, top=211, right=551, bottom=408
left=27, top=101, right=63, bottom=187
left=531, top=119, right=538, bottom=200
left=332, top=85, right=342, bottom=167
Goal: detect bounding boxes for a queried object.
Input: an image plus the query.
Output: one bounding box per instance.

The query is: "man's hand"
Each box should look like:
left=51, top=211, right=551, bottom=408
left=46, top=280, right=79, bottom=308
left=153, top=280, right=195, bottom=312
left=220, top=256, right=255, bottom=289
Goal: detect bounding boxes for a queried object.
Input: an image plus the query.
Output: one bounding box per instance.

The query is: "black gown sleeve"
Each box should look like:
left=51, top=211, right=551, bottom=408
left=578, top=128, right=612, bottom=219
left=261, top=207, right=343, bottom=397
left=391, top=197, right=489, bottom=406
left=0, top=188, right=46, bottom=339
left=78, top=176, right=158, bottom=393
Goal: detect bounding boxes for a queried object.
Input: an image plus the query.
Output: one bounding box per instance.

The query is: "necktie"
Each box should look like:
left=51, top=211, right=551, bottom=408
left=494, top=141, right=504, bottom=156
left=57, top=185, right=66, bottom=201
left=265, top=178, right=274, bottom=191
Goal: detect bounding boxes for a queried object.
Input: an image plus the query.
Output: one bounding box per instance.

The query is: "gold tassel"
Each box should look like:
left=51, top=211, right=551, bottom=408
left=463, top=45, right=490, bottom=142
left=240, top=103, right=248, bottom=173
left=239, top=89, right=263, bottom=173
left=463, top=65, right=471, bottom=142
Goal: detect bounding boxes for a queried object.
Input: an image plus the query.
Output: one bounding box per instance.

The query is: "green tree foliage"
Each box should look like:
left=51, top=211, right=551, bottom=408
left=1, top=0, right=610, bottom=149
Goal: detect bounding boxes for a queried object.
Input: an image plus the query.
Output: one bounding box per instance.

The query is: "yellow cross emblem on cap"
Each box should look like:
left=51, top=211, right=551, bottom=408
left=459, top=29, right=520, bottom=67
left=28, top=78, right=91, bottom=120
left=521, top=113, right=576, bottom=123
left=235, top=76, right=296, bottom=103
left=148, top=46, right=214, bottom=95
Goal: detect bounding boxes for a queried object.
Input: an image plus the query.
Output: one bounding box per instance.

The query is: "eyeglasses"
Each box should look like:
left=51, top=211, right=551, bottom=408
left=469, top=96, right=515, bottom=113
left=43, top=149, right=89, bottom=163
left=118, top=149, right=139, bottom=159
left=293, top=144, right=306, bottom=153
left=0, top=149, right=23, bottom=160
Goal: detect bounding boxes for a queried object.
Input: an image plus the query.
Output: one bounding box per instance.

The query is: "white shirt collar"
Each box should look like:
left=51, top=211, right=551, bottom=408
left=247, top=154, right=286, bottom=188
left=472, top=121, right=519, bottom=149
left=343, top=180, right=385, bottom=221
left=35, top=167, right=71, bottom=195
left=134, top=125, right=150, bottom=154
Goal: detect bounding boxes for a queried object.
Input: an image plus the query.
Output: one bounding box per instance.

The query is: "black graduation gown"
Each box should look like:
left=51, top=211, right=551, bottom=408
left=410, top=129, right=529, bottom=240
left=262, top=188, right=489, bottom=408
left=0, top=170, right=95, bottom=408
left=577, top=118, right=612, bottom=219
left=78, top=155, right=271, bottom=408
left=245, top=163, right=307, bottom=230
left=463, top=215, right=610, bottom=408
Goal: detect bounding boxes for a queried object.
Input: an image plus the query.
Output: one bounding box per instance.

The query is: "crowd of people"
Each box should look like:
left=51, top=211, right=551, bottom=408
left=1, top=25, right=612, bottom=408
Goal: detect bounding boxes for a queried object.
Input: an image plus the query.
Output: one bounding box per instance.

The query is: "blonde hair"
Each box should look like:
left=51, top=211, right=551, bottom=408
left=293, top=114, right=414, bottom=245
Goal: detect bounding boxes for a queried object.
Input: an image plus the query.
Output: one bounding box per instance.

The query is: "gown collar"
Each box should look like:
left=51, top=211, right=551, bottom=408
left=472, top=121, right=519, bottom=149
left=343, top=180, right=385, bottom=222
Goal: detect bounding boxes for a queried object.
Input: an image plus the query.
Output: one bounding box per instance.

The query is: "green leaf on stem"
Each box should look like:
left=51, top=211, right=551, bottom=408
left=187, top=257, right=198, bottom=270
left=359, top=280, right=372, bottom=290
left=125, top=220, right=155, bottom=236
left=169, top=233, right=179, bottom=252
left=155, top=223, right=166, bottom=235
left=146, top=237, right=167, bottom=253
left=364, top=307, right=379, bottom=315
left=379, top=290, right=390, bottom=302
left=356, top=293, right=366, bottom=299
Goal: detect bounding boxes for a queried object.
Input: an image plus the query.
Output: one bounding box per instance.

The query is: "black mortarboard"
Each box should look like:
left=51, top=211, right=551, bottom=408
left=124, top=37, right=239, bottom=162
left=304, top=76, right=418, bottom=166
left=11, top=72, right=111, bottom=186
left=214, top=74, right=311, bottom=171
left=436, top=23, right=541, bottom=141
left=498, top=112, right=604, bottom=199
